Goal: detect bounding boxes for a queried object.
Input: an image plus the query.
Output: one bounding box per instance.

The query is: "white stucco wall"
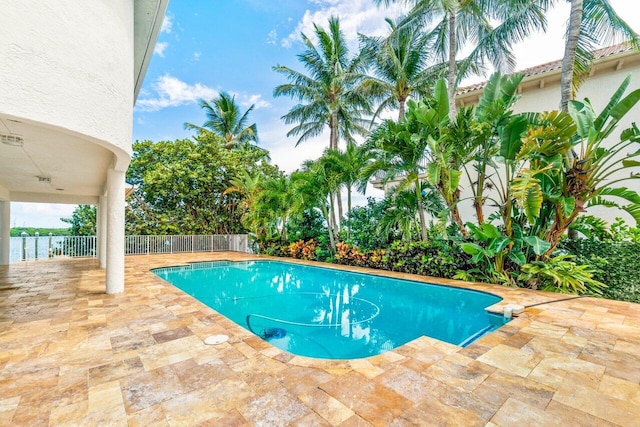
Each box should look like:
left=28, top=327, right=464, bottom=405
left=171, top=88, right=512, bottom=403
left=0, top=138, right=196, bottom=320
left=0, top=0, right=134, bottom=170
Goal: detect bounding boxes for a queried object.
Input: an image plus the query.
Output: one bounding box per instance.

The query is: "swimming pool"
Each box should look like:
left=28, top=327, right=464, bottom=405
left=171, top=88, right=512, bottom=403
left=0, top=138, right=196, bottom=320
left=153, top=260, right=507, bottom=359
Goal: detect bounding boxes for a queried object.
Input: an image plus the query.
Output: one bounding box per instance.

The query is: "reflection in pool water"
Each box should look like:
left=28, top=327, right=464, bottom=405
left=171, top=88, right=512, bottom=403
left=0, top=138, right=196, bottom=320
left=153, top=260, right=507, bottom=359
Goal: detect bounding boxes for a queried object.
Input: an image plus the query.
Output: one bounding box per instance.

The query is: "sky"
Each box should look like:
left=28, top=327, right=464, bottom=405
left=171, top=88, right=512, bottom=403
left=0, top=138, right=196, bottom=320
left=12, top=0, right=640, bottom=228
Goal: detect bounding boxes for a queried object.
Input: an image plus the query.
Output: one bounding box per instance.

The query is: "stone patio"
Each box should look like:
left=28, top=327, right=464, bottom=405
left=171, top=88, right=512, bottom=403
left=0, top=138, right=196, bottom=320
left=1, top=252, right=639, bottom=426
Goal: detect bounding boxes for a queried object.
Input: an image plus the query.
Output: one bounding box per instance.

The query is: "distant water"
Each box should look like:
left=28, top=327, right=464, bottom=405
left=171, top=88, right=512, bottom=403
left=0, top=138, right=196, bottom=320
left=9, top=236, right=65, bottom=263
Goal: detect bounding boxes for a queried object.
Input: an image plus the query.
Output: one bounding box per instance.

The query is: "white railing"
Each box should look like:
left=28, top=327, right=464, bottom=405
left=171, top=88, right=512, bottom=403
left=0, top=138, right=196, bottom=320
left=124, top=235, right=249, bottom=255
left=9, top=234, right=250, bottom=263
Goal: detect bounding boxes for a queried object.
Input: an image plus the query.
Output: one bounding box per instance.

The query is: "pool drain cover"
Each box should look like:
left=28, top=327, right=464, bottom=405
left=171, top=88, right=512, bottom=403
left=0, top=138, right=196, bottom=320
left=204, top=334, right=229, bottom=345
left=261, top=328, right=287, bottom=340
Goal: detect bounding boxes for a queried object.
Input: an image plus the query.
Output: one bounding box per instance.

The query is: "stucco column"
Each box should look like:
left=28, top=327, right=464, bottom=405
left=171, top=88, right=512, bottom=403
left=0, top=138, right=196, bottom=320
left=98, top=195, right=107, bottom=268
left=0, top=201, right=10, bottom=265
left=106, top=169, right=125, bottom=294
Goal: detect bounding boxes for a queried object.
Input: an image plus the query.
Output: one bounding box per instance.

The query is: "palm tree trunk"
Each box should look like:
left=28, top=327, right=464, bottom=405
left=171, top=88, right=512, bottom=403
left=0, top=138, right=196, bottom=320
left=416, top=180, right=428, bottom=241
left=562, top=0, right=583, bottom=241
left=330, top=111, right=339, bottom=150
left=281, top=216, right=287, bottom=242
left=329, top=194, right=339, bottom=242
left=321, top=205, right=336, bottom=251
left=560, top=0, right=583, bottom=112
left=447, top=11, right=458, bottom=118
left=336, top=190, right=343, bottom=229
left=347, top=185, right=352, bottom=240
left=398, top=99, right=406, bottom=122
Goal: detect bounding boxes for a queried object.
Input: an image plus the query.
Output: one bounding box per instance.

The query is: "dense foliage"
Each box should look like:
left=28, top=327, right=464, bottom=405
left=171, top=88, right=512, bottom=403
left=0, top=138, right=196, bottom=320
left=10, top=227, right=69, bottom=237
left=125, top=134, right=280, bottom=235
left=61, top=205, right=96, bottom=236
left=562, top=240, right=640, bottom=302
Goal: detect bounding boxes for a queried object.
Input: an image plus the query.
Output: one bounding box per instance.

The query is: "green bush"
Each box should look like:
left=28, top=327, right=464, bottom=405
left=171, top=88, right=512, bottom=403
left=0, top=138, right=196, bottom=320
left=286, top=209, right=328, bottom=244
left=561, top=239, right=640, bottom=303
left=381, top=240, right=472, bottom=279
left=342, top=197, right=397, bottom=250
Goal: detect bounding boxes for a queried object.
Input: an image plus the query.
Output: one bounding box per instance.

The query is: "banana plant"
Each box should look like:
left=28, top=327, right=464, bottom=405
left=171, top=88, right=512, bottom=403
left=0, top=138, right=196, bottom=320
left=543, top=75, right=640, bottom=253
left=458, top=222, right=550, bottom=285
left=466, top=72, right=524, bottom=225
left=492, top=77, right=640, bottom=257
left=421, top=79, right=477, bottom=237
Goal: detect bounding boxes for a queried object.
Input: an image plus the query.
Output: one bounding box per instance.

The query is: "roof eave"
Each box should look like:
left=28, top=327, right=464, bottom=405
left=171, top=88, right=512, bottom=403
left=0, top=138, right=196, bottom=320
left=456, top=45, right=640, bottom=103
left=133, top=0, right=169, bottom=102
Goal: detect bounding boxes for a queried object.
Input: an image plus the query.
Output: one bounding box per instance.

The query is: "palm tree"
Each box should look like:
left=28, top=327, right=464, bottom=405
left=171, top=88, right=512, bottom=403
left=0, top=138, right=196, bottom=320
left=559, top=0, right=639, bottom=111
left=360, top=17, right=443, bottom=122
left=184, top=91, right=259, bottom=149
left=379, top=185, right=444, bottom=241
left=292, top=162, right=339, bottom=250
left=257, top=175, right=297, bottom=242
left=224, top=170, right=264, bottom=239
left=375, top=0, right=548, bottom=117
left=273, top=16, right=371, bottom=150
left=361, top=108, right=434, bottom=241
left=320, top=143, right=371, bottom=239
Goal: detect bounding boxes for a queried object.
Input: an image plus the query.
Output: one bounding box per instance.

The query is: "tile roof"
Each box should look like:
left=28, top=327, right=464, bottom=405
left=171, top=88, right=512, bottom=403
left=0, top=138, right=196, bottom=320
left=457, top=43, right=635, bottom=96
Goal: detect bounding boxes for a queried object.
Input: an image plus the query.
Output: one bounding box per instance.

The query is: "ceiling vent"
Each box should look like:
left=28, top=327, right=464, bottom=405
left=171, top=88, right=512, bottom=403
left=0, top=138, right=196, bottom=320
left=1, top=133, right=24, bottom=147
left=38, top=176, right=51, bottom=183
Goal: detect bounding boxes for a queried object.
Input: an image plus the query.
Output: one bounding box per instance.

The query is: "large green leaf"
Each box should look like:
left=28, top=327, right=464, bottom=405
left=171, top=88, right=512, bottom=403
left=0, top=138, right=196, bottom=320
left=489, top=237, right=511, bottom=255
left=623, top=204, right=640, bottom=224
left=609, top=88, right=640, bottom=122
left=460, top=242, right=483, bottom=256
left=480, top=223, right=502, bottom=240
left=508, top=251, right=526, bottom=266
left=523, top=236, right=551, bottom=256
left=587, top=197, right=620, bottom=209
left=568, top=100, right=595, bottom=139
left=477, top=72, right=502, bottom=114
left=561, top=197, right=576, bottom=218
left=433, top=78, right=449, bottom=122
left=511, top=168, right=546, bottom=224
left=426, top=162, right=441, bottom=186
left=499, top=115, right=528, bottom=161
left=596, top=187, right=640, bottom=204
left=449, top=169, right=461, bottom=194
left=594, top=75, right=631, bottom=131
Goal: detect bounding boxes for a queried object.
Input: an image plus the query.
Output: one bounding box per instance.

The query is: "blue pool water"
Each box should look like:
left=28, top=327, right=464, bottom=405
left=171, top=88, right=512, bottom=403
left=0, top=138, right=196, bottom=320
left=153, top=260, right=507, bottom=359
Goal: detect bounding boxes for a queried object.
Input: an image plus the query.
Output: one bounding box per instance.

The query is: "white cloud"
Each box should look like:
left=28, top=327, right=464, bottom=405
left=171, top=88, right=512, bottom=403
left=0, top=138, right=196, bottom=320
left=135, top=74, right=218, bottom=112
left=154, top=41, right=168, bottom=57
left=161, top=15, right=173, bottom=33
left=193, top=51, right=201, bottom=61
left=282, top=0, right=407, bottom=48
left=238, top=93, right=271, bottom=110
left=266, top=29, right=278, bottom=45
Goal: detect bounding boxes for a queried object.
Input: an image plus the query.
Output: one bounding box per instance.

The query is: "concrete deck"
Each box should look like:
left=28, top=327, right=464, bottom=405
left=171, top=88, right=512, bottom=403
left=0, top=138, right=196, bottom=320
left=1, top=253, right=639, bottom=426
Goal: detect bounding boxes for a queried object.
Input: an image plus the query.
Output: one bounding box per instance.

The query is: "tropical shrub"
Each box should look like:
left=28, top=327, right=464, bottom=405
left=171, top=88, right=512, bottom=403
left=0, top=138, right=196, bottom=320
left=335, top=242, right=366, bottom=266
left=382, top=240, right=472, bottom=279
left=561, top=239, right=640, bottom=302
left=262, top=241, right=290, bottom=257
left=287, top=209, right=328, bottom=244
left=288, top=239, right=319, bottom=261
left=342, top=197, right=399, bottom=249
left=518, top=254, right=606, bottom=295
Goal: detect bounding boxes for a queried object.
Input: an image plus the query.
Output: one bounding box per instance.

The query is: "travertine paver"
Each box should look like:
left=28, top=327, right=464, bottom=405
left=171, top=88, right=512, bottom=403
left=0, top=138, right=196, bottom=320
left=1, top=253, right=640, bottom=426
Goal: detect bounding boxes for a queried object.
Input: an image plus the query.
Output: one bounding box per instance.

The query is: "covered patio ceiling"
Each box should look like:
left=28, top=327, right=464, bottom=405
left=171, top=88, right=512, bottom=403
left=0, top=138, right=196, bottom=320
left=0, top=115, right=113, bottom=205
